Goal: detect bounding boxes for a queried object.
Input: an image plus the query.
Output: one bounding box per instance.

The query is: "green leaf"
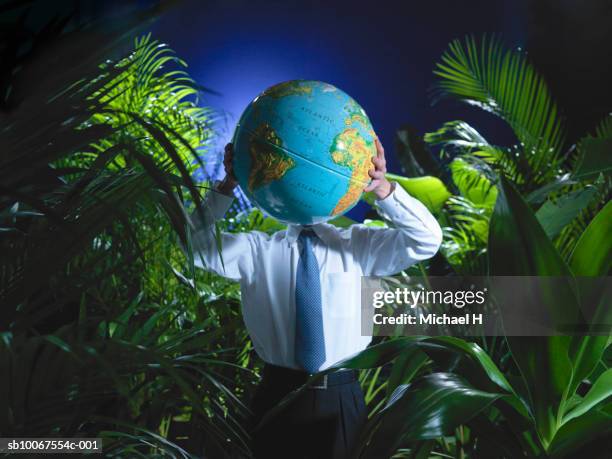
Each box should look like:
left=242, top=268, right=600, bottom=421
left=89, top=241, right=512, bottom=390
left=386, top=347, right=429, bottom=398
left=449, top=156, right=498, bottom=209
left=569, top=200, right=612, bottom=276
left=573, top=137, right=612, bottom=179
left=417, top=336, right=532, bottom=423
left=535, top=185, right=599, bottom=239
left=239, top=208, right=287, bottom=233
left=357, top=373, right=500, bottom=458
left=562, top=202, right=612, bottom=408
left=547, top=405, right=612, bottom=457
left=329, top=215, right=357, bottom=228
left=489, top=176, right=573, bottom=276
left=489, top=176, right=581, bottom=445
left=563, top=369, right=612, bottom=424
left=488, top=177, right=584, bottom=326
left=326, top=338, right=425, bottom=371
left=526, top=174, right=577, bottom=204
left=422, top=336, right=513, bottom=394
left=564, top=333, right=610, bottom=423
left=385, top=173, right=452, bottom=213
left=564, top=291, right=610, bottom=411
left=364, top=219, right=386, bottom=227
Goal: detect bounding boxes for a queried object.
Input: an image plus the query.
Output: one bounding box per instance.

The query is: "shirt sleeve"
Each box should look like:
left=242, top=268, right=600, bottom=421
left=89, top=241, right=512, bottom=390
left=349, top=182, right=443, bottom=276
left=187, top=188, right=255, bottom=282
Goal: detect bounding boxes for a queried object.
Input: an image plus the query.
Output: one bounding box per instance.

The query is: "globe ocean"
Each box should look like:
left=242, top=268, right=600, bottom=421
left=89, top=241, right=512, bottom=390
left=232, top=80, right=376, bottom=224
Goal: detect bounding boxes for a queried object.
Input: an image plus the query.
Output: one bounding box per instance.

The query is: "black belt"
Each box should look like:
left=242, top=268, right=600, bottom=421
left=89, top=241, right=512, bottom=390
left=261, top=363, right=358, bottom=390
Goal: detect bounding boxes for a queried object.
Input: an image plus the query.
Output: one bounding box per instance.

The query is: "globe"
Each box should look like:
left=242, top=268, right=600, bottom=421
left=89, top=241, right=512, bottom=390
left=232, top=80, right=377, bottom=224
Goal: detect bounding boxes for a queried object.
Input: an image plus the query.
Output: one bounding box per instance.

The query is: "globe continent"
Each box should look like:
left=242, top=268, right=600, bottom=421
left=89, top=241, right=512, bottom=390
left=232, top=80, right=377, bottom=224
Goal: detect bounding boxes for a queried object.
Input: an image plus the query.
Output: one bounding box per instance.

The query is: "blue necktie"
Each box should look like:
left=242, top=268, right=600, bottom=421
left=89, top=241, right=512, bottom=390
left=295, top=228, right=326, bottom=373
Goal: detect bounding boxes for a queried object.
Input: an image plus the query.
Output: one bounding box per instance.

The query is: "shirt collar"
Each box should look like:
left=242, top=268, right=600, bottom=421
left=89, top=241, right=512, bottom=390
left=284, top=223, right=333, bottom=246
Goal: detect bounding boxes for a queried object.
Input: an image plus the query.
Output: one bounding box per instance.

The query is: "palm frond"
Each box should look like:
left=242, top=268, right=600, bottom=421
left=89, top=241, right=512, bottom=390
left=440, top=196, right=489, bottom=275
left=556, top=113, right=612, bottom=258
left=425, top=120, right=491, bottom=154
left=433, top=35, right=565, bottom=185
left=449, top=155, right=498, bottom=210
left=554, top=175, right=610, bottom=260
left=594, top=113, right=612, bottom=138
left=572, top=113, right=612, bottom=180
left=424, top=120, right=530, bottom=185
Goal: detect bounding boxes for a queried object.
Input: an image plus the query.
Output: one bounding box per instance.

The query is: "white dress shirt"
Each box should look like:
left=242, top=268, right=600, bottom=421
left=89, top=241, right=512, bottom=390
left=190, top=182, right=442, bottom=371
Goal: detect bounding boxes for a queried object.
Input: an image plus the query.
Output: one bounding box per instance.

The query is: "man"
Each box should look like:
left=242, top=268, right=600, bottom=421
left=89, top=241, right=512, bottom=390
left=190, top=138, right=442, bottom=458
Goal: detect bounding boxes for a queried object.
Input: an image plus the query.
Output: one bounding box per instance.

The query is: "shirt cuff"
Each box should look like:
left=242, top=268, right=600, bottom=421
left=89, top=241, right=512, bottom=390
left=373, top=181, right=396, bottom=204
left=374, top=181, right=437, bottom=229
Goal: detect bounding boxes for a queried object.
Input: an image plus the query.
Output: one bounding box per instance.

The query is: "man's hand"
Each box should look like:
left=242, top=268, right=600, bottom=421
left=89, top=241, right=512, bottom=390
left=364, top=138, right=392, bottom=200
left=217, top=143, right=238, bottom=195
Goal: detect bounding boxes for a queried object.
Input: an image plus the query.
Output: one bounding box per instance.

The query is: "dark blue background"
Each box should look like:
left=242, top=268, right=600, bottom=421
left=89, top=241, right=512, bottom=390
left=151, top=0, right=527, bottom=219
left=14, top=0, right=612, bottom=219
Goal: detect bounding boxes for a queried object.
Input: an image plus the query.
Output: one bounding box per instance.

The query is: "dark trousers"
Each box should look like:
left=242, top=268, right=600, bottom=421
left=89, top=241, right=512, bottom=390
left=250, top=364, right=367, bottom=459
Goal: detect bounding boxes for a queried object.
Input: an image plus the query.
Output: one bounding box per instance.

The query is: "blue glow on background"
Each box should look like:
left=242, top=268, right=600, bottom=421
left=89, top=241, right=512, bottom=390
left=153, top=0, right=527, bottom=220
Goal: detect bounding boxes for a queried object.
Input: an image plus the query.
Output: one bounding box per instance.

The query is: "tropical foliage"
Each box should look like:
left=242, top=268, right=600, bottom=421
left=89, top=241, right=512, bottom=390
left=337, top=35, right=611, bottom=458
left=0, top=13, right=253, bottom=458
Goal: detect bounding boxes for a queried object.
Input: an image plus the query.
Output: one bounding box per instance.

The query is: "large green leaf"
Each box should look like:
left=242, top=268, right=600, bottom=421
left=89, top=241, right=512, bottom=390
left=489, top=176, right=573, bottom=276
left=535, top=185, right=599, bottom=239
left=330, top=338, right=424, bottom=370
left=386, top=347, right=429, bottom=398
left=385, top=173, right=452, bottom=213
left=356, top=373, right=500, bottom=458
left=573, top=137, right=612, bottom=179
left=526, top=174, right=577, bottom=205
left=420, top=336, right=513, bottom=393
left=488, top=177, right=582, bottom=327
left=564, top=294, right=610, bottom=414
left=489, top=177, right=577, bottom=446
left=468, top=414, right=531, bottom=458
left=547, top=404, right=612, bottom=457
left=569, top=200, right=612, bottom=276
left=562, top=369, right=612, bottom=424
left=563, top=202, right=612, bottom=421
left=418, top=336, right=532, bottom=424
left=490, top=182, right=610, bottom=449
left=328, top=214, right=357, bottom=228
